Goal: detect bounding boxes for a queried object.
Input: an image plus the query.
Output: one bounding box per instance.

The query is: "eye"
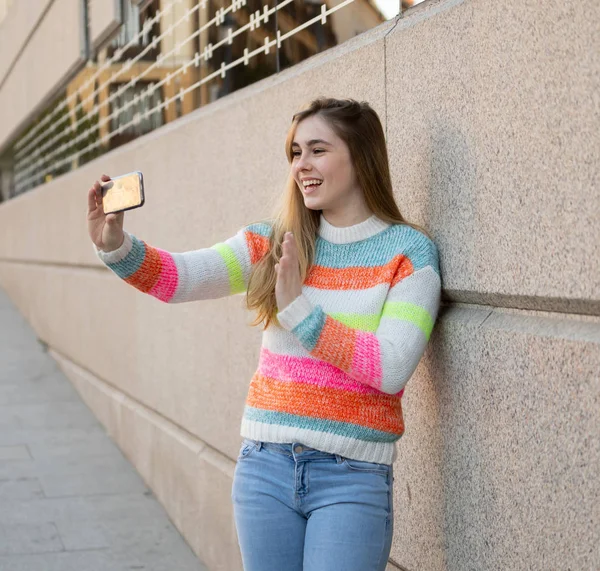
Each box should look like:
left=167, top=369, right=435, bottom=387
left=313, top=149, right=324, bottom=154
left=292, top=150, right=301, bottom=157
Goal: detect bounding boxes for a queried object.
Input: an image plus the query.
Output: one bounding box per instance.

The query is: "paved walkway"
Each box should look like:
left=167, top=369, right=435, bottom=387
left=0, top=287, right=207, bottom=571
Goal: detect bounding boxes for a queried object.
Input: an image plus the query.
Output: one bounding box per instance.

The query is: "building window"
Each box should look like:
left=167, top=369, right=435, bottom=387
left=109, top=81, right=164, bottom=148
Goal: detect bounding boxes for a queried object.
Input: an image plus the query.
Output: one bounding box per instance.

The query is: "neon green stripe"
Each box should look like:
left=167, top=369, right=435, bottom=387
left=330, top=313, right=380, bottom=332
left=212, top=243, right=245, bottom=294
left=382, top=301, right=434, bottom=339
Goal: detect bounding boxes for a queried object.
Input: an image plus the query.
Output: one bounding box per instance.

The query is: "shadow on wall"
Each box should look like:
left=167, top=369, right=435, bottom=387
left=423, top=118, right=483, bottom=564
left=425, top=117, right=478, bottom=302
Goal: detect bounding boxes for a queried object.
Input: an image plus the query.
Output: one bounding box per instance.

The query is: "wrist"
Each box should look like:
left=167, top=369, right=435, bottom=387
left=102, top=232, right=125, bottom=252
left=277, top=293, right=314, bottom=331
left=95, top=232, right=133, bottom=263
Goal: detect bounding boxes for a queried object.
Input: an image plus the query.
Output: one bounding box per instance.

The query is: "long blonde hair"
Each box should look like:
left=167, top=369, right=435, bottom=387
left=246, top=97, right=429, bottom=329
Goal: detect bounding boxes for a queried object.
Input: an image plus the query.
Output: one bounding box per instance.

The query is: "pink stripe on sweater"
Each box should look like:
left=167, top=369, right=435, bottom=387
left=258, top=347, right=383, bottom=395
left=148, top=249, right=179, bottom=302
left=351, top=331, right=383, bottom=390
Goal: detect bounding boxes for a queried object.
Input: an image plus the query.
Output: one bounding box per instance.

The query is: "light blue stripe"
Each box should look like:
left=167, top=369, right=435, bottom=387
left=107, top=235, right=146, bottom=279
left=244, top=407, right=401, bottom=441
left=292, top=305, right=326, bottom=351
left=315, top=224, right=439, bottom=273
left=246, top=221, right=273, bottom=238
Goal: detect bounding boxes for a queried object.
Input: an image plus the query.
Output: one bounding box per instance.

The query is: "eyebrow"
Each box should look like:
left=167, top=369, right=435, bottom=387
left=291, top=139, right=332, bottom=147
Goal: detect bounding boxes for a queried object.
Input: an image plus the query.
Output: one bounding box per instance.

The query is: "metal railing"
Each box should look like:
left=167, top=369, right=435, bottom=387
left=6, top=0, right=401, bottom=196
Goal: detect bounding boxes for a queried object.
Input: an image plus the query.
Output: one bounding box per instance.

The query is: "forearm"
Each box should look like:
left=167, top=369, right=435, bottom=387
left=277, top=295, right=387, bottom=390
left=95, top=232, right=181, bottom=301
left=277, top=266, right=441, bottom=394
left=94, top=224, right=271, bottom=303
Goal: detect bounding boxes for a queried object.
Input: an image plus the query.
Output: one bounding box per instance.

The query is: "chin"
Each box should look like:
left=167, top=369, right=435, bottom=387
left=303, top=203, right=322, bottom=211
left=302, top=196, right=323, bottom=211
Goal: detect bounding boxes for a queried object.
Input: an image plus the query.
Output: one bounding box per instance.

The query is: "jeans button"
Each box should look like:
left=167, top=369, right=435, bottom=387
left=294, top=445, right=303, bottom=453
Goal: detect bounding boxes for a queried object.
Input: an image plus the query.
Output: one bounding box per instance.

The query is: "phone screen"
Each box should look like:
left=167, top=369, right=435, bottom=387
left=102, top=172, right=144, bottom=214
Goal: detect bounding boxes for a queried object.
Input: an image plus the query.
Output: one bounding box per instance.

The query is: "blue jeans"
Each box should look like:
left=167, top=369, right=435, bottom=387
left=231, top=439, right=394, bottom=571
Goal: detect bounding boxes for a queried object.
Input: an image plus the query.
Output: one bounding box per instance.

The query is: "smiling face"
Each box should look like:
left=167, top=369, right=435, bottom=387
left=290, top=114, right=365, bottom=217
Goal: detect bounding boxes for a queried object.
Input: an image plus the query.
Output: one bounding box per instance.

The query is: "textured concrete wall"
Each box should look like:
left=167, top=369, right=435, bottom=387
left=0, top=0, right=85, bottom=153
left=0, top=0, right=52, bottom=85
left=0, top=0, right=598, bottom=569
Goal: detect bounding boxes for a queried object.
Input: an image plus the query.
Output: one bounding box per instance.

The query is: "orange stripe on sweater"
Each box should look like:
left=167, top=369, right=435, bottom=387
left=245, top=231, right=270, bottom=264
left=246, top=372, right=404, bottom=434
left=125, top=244, right=162, bottom=292
left=305, top=254, right=413, bottom=290
left=311, top=316, right=357, bottom=372
left=391, top=255, right=414, bottom=287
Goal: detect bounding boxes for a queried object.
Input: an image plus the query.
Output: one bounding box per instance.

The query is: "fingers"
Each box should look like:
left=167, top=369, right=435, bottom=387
left=275, top=233, right=302, bottom=312
left=282, top=231, right=295, bottom=251
left=92, top=180, right=103, bottom=203
left=88, top=176, right=110, bottom=214
left=277, top=232, right=298, bottom=273
left=87, top=187, right=97, bottom=213
left=279, top=233, right=291, bottom=266
left=284, top=232, right=298, bottom=258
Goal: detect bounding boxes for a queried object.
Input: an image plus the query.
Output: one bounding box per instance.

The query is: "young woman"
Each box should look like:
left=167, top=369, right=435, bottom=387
left=87, top=97, right=441, bottom=571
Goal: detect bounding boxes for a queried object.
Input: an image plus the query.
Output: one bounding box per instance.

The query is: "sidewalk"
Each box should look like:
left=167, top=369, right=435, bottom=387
left=0, top=287, right=207, bottom=571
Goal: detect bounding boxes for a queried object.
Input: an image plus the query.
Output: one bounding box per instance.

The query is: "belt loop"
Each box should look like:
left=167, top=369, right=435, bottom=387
left=257, top=441, right=263, bottom=451
left=335, top=454, right=343, bottom=464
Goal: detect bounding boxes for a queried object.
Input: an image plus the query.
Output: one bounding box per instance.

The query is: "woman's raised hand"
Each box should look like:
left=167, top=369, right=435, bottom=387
left=87, top=174, right=125, bottom=252
left=274, top=232, right=303, bottom=312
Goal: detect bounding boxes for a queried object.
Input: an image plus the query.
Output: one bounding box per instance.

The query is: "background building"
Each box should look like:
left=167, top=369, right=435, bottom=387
left=0, top=0, right=388, bottom=197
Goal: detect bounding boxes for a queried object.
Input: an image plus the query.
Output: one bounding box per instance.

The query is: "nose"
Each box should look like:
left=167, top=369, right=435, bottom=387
left=294, top=154, right=312, bottom=175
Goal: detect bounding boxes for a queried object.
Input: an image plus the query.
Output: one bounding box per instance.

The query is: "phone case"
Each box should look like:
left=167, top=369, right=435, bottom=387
left=102, top=171, right=145, bottom=214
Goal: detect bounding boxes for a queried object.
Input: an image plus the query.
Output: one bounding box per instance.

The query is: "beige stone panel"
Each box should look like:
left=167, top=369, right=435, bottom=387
left=51, top=350, right=244, bottom=571
left=0, top=0, right=84, bottom=152
left=385, top=0, right=599, bottom=312
left=0, top=20, right=392, bottom=268
left=0, top=262, right=137, bottom=390
left=0, top=0, right=52, bottom=84
left=0, top=0, right=12, bottom=25
left=89, top=0, right=122, bottom=51
left=392, top=305, right=600, bottom=570
left=0, top=260, right=263, bottom=461
left=329, top=1, right=386, bottom=44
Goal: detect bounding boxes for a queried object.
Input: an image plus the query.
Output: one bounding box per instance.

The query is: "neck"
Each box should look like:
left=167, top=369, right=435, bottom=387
left=320, top=206, right=373, bottom=228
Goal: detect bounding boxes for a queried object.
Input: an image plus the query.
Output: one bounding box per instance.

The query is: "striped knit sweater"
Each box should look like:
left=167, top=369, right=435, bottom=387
left=95, top=214, right=441, bottom=464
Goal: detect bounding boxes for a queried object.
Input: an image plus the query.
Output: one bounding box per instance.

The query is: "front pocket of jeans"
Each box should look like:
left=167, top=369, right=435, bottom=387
left=342, top=458, right=389, bottom=475
left=238, top=439, right=258, bottom=460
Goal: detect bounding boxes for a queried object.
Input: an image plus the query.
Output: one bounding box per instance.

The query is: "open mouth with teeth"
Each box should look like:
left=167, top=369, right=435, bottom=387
left=302, top=179, right=323, bottom=193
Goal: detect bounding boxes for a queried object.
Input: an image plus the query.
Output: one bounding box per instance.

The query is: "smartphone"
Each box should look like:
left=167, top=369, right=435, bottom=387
left=101, top=171, right=145, bottom=214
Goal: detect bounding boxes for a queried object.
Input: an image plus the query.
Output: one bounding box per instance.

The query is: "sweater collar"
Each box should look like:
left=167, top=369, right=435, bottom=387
left=317, top=213, right=391, bottom=244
